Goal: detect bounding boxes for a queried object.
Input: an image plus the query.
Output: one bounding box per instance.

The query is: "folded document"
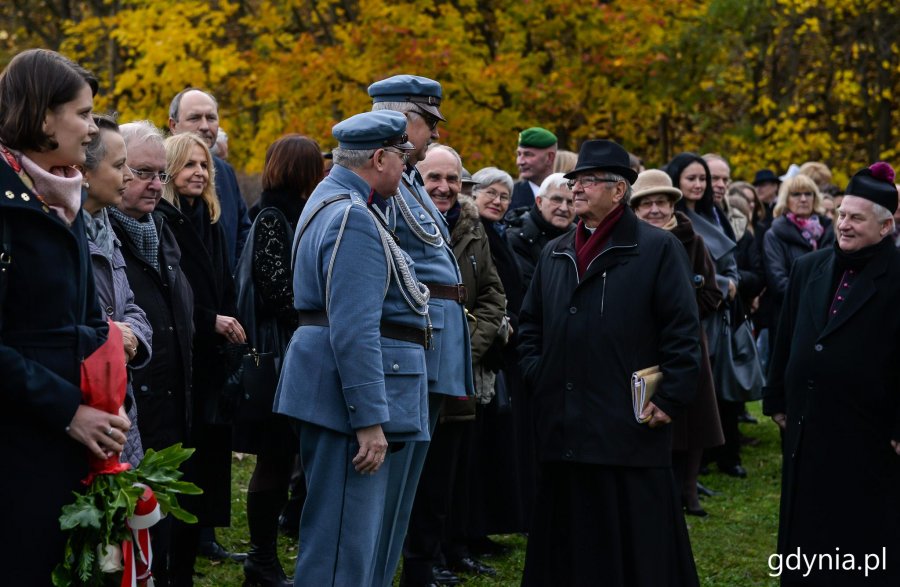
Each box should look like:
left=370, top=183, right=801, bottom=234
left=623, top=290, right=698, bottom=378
left=631, top=365, right=662, bottom=423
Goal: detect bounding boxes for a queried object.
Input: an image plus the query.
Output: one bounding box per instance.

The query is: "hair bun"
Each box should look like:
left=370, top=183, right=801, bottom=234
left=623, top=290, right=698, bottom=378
left=869, top=161, right=895, bottom=183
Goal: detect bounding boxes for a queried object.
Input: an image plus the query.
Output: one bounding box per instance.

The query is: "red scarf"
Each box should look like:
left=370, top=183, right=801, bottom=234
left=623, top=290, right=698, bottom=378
left=575, top=204, right=625, bottom=278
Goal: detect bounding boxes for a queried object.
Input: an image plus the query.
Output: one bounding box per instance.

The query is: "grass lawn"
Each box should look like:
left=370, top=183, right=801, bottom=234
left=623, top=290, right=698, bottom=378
left=194, top=401, right=781, bottom=586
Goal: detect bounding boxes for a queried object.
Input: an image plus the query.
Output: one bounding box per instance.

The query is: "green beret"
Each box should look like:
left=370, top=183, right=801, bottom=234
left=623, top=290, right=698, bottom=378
left=518, top=127, right=558, bottom=149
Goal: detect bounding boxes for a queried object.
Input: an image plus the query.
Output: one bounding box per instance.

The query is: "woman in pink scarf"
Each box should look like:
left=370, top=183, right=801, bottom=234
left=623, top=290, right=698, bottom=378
left=763, top=174, right=835, bottom=343
left=0, top=49, right=131, bottom=585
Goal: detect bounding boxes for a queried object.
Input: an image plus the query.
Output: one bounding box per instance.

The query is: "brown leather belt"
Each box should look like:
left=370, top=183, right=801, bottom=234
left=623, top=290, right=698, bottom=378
left=297, top=310, right=430, bottom=349
left=423, top=282, right=467, bottom=304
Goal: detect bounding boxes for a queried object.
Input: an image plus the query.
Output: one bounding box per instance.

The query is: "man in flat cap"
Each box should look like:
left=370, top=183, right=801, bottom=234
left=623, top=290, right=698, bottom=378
left=510, top=126, right=558, bottom=210
left=764, top=163, right=900, bottom=586
left=273, top=110, right=430, bottom=586
left=518, top=139, right=701, bottom=586
left=368, top=74, right=475, bottom=587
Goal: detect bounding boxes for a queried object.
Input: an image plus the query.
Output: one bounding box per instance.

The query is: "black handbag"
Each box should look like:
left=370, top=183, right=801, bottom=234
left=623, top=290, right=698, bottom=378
left=714, top=301, right=765, bottom=403
left=234, top=347, right=278, bottom=424
left=229, top=208, right=294, bottom=425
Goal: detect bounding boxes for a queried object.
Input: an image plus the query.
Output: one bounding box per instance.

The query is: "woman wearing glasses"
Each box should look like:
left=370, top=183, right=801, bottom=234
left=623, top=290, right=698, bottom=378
left=82, top=114, right=153, bottom=469
left=160, top=131, right=247, bottom=574
left=762, top=174, right=834, bottom=339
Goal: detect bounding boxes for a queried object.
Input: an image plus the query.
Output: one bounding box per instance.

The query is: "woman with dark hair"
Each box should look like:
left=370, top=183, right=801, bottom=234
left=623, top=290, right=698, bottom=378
left=160, top=131, right=247, bottom=576
left=82, top=114, right=152, bottom=469
left=0, top=49, right=132, bottom=585
left=234, top=134, right=323, bottom=586
left=666, top=153, right=748, bottom=480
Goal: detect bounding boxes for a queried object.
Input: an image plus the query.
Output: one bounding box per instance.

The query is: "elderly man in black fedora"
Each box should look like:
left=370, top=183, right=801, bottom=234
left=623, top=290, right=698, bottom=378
left=518, top=139, right=702, bottom=587
left=763, top=163, right=900, bottom=587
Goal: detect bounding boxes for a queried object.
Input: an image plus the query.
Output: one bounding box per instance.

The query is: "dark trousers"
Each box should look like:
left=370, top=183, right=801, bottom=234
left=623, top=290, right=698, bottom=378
left=402, top=419, right=470, bottom=585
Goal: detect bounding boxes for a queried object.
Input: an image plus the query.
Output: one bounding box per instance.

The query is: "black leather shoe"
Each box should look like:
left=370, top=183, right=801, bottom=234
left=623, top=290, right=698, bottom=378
left=720, top=464, right=748, bottom=478
left=199, top=540, right=248, bottom=562
left=684, top=505, right=709, bottom=517
left=432, top=565, right=464, bottom=585
left=448, top=556, right=497, bottom=576
left=696, top=481, right=721, bottom=497
left=738, top=412, right=758, bottom=424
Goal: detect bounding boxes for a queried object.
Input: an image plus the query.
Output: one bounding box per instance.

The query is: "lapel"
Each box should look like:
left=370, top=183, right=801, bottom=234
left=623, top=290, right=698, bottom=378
left=818, top=247, right=889, bottom=340
left=0, top=160, right=72, bottom=232
left=803, top=252, right=832, bottom=336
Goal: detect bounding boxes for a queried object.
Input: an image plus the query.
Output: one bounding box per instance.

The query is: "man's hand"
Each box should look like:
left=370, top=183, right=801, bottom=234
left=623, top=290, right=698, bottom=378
left=771, top=413, right=787, bottom=430
left=66, top=405, right=131, bottom=460
left=353, top=424, right=388, bottom=474
left=891, top=440, right=900, bottom=456
left=640, top=401, right=672, bottom=429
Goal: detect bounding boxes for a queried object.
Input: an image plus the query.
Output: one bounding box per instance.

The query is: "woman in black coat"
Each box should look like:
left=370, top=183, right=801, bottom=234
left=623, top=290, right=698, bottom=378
left=162, top=132, right=247, bottom=566
left=763, top=174, right=834, bottom=342
left=0, top=49, right=132, bottom=586
left=234, top=134, right=323, bottom=586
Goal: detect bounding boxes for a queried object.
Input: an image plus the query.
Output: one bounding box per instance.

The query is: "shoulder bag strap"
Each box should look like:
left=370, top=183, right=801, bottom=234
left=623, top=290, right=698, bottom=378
left=290, top=193, right=351, bottom=267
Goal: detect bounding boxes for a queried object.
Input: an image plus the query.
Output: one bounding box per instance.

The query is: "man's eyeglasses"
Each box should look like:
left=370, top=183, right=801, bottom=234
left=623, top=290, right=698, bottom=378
left=412, top=111, right=440, bottom=131
left=383, top=148, right=410, bottom=164
left=566, top=176, right=621, bottom=190
left=129, top=167, right=171, bottom=184
left=478, top=188, right=511, bottom=203
left=789, top=191, right=814, bottom=199
left=547, top=195, right=575, bottom=208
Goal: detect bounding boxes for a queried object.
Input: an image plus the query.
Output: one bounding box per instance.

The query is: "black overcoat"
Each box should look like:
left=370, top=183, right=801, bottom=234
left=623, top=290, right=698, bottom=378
left=518, top=206, right=701, bottom=467
left=157, top=197, right=238, bottom=526
left=0, top=160, right=108, bottom=585
left=763, top=242, right=900, bottom=586
left=111, top=211, right=195, bottom=449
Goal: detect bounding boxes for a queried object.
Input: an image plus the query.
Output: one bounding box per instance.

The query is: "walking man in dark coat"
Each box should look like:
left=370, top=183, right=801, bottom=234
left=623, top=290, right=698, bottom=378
left=763, top=162, right=900, bottom=587
left=518, top=139, right=701, bottom=587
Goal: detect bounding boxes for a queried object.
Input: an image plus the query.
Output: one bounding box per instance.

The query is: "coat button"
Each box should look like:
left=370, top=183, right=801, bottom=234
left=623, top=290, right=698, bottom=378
left=167, top=390, right=173, bottom=397
left=105, top=306, right=114, bottom=316
left=419, top=213, right=426, bottom=220
left=167, top=265, right=173, bottom=271
left=569, top=307, right=577, bottom=314
left=814, top=344, right=823, bottom=352
left=566, top=382, right=573, bottom=390
left=140, top=385, right=148, bottom=392
left=564, top=449, right=574, bottom=459
left=348, top=405, right=356, bottom=412
left=392, top=363, right=400, bottom=372
left=168, top=326, right=174, bottom=332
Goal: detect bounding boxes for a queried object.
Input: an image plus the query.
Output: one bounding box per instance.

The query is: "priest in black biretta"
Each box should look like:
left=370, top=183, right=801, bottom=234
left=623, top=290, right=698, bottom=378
left=763, top=162, right=900, bottom=586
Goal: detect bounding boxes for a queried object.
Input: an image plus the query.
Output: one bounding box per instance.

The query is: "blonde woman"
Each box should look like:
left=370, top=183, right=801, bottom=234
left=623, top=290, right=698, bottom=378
left=763, top=174, right=834, bottom=336
left=160, top=131, right=246, bottom=570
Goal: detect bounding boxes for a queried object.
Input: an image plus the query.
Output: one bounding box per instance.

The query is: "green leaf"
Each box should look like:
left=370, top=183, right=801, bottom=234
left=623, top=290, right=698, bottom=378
left=60, top=494, right=102, bottom=531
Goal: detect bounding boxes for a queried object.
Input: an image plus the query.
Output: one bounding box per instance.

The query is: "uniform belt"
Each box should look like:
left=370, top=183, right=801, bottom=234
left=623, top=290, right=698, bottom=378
left=297, top=310, right=430, bottom=349
left=423, top=282, right=467, bottom=304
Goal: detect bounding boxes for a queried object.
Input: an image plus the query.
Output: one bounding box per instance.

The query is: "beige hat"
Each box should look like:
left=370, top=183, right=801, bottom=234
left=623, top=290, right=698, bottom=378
left=628, top=169, right=683, bottom=206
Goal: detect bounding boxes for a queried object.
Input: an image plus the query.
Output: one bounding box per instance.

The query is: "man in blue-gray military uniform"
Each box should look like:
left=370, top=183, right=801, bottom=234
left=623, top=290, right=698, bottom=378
left=368, top=75, right=475, bottom=587
left=273, top=110, right=430, bottom=586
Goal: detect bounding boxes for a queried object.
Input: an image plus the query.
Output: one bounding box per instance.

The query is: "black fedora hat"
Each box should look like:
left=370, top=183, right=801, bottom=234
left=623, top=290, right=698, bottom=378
left=564, top=139, right=638, bottom=184
left=752, top=169, right=779, bottom=186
